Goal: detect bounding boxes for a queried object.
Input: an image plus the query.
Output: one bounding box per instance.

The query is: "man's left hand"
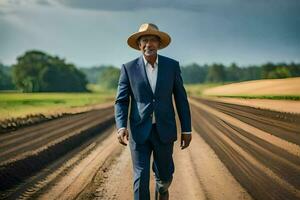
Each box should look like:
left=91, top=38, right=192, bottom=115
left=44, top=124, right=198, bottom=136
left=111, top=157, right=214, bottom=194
left=180, top=134, right=192, bottom=150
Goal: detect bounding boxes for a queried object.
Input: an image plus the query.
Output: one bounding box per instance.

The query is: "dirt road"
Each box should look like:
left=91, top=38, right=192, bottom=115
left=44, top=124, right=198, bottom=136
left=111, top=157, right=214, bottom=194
left=1, top=97, right=299, bottom=200
left=79, top=97, right=300, bottom=200
left=78, top=123, right=252, bottom=200
left=189, top=97, right=300, bottom=200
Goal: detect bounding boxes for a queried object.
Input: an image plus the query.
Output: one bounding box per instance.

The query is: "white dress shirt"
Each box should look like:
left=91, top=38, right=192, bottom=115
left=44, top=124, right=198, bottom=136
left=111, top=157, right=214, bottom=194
left=117, top=55, right=191, bottom=134
left=143, top=54, right=158, bottom=124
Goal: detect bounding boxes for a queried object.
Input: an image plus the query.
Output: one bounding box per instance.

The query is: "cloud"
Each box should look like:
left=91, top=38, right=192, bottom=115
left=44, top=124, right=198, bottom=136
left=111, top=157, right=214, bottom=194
left=0, top=0, right=214, bottom=12
left=55, top=0, right=208, bottom=12
left=35, top=0, right=51, bottom=6
left=0, top=0, right=60, bottom=8
left=1, top=0, right=299, bottom=66
left=2, top=0, right=300, bottom=14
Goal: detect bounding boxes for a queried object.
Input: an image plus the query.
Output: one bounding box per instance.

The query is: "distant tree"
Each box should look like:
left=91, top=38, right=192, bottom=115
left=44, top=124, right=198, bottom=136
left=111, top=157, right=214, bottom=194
left=39, top=63, right=87, bottom=92
left=12, top=50, right=88, bottom=92
left=261, top=62, right=277, bottom=79
left=288, top=62, right=300, bottom=77
left=98, top=66, right=120, bottom=89
left=0, top=63, right=15, bottom=90
left=80, top=65, right=110, bottom=83
left=181, top=63, right=208, bottom=84
left=260, top=62, right=298, bottom=79
left=181, top=61, right=300, bottom=83
left=226, top=62, right=241, bottom=82
left=267, top=66, right=291, bottom=79
left=206, top=63, right=226, bottom=83
left=240, top=65, right=262, bottom=81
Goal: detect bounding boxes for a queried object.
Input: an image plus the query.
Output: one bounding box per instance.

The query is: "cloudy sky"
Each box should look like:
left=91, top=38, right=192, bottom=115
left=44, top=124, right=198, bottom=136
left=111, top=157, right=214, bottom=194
left=0, top=0, right=299, bottom=68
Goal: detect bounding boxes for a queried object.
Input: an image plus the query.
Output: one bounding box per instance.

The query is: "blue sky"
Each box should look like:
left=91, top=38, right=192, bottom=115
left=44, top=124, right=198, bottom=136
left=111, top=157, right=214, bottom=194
left=0, top=0, right=299, bottom=68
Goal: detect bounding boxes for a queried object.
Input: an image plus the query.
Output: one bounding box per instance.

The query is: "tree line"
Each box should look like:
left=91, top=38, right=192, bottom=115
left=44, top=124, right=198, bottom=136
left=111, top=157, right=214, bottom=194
left=181, top=62, right=300, bottom=84
left=1, top=49, right=300, bottom=92
left=0, top=63, right=15, bottom=90
left=80, top=65, right=120, bottom=89
left=0, top=50, right=121, bottom=92
left=1, top=50, right=88, bottom=92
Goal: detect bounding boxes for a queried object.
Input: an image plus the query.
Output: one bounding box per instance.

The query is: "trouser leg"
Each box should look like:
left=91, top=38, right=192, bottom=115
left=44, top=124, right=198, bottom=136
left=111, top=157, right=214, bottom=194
left=129, top=138, right=152, bottom=200
left=150, top=124, right=175, bottom=196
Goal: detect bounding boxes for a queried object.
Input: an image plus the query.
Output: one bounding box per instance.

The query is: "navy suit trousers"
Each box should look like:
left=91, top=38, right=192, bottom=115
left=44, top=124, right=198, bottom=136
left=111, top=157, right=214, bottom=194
left=129, top=123, right=174, bottom=200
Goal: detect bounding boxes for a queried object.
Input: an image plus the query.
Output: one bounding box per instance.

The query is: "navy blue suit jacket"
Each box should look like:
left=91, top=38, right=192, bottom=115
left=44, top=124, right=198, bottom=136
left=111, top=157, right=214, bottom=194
left=114, top=54, right=191, bottom=144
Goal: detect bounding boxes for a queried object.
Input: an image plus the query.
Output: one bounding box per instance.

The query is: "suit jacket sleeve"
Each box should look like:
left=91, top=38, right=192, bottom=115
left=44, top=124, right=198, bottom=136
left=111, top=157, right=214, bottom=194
left=114, top=64, right=131, bottom=130
left=173, top=61, right=192, bottom=133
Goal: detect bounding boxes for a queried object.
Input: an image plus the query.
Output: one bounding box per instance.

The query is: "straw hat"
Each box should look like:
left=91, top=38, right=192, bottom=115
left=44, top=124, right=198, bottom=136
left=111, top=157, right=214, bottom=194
left=127, top=23, right=171, bottom=50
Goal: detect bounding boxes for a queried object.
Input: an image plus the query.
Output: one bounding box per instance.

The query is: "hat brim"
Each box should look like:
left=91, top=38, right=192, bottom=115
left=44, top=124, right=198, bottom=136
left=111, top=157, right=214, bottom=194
left=127, top=30, right=171, bottom=50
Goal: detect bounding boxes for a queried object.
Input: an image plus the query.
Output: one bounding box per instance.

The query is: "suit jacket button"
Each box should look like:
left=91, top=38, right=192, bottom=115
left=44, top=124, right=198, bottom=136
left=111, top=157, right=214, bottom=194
left=153, top=99, right=155, bottom=102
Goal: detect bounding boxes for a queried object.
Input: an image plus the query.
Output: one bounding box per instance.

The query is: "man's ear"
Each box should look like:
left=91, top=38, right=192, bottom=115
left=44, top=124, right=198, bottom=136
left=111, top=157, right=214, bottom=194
left=137, top=41, right=142, bottom=50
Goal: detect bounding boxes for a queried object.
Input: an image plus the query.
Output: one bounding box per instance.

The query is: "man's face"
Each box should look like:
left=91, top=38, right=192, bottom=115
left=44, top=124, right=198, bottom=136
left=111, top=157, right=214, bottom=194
left=138, top=35, right=161, bottom=56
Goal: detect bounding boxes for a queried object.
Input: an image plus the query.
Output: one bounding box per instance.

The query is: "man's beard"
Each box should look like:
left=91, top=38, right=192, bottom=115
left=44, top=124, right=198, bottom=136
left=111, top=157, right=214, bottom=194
left=144, top=49, right=157, bottom=56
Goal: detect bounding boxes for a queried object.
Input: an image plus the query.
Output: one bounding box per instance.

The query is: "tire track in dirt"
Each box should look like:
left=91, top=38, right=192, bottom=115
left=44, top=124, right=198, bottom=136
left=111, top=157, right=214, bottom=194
left=193, top=97, right=300, bottom=146
left=9, top=125, right=116, bottom=200
left=0, top=108, right=113, bottom=163
left=0, top=106, right=115, bottom=199
left=79, top=116, right=253, bottom=200
left=3, top=97, right=299, bottom=200
left=190, top=98, right=300, bottom=200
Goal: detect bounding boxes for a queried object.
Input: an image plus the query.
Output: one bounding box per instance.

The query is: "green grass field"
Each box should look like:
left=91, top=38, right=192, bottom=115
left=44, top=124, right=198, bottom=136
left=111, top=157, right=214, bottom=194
left=3, top=80, right=298, bottom=121
left=0, top=85, right=116, bottom=120
left=1, top=82, right=215, bottom=120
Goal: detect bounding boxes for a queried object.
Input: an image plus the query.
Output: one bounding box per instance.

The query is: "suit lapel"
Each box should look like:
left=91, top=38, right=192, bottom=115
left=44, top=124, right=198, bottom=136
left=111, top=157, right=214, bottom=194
left=138, top=55, right=154, bottom=96
left=138, top=54, right=162, bottom=97
left=154, top=54, right=162, bottom=96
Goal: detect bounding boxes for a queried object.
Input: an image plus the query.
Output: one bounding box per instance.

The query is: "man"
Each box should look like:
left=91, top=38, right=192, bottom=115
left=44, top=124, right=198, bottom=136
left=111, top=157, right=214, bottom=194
left=114, top=23, right=192, bottom=200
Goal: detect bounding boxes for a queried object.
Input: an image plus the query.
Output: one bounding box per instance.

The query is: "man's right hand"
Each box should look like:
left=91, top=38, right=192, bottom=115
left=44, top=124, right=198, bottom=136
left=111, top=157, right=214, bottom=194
left=117, top=128, right=129, bottom=146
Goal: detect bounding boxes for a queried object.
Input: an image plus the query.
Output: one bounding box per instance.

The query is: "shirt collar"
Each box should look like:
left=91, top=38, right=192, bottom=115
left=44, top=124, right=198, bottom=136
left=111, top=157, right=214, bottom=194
left=142, top=54, right=158, bottom=67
